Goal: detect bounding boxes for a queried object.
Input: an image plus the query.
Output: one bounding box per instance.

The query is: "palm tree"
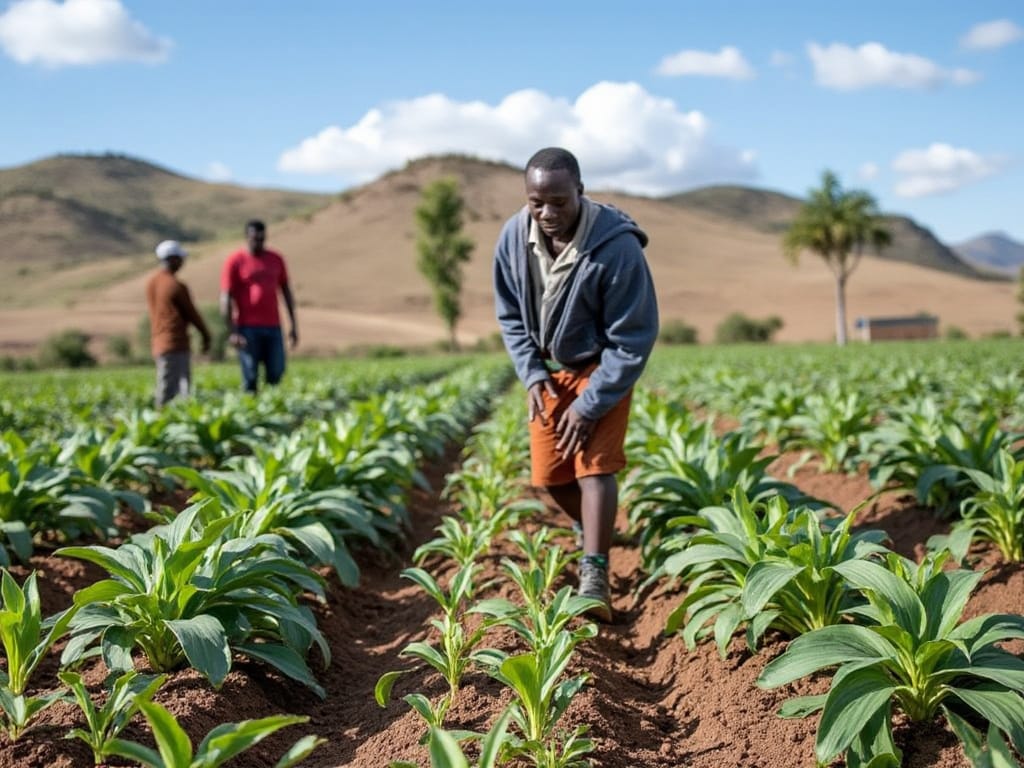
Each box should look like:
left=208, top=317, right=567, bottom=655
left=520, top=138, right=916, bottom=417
left=783, top=171, right=892, bottom=346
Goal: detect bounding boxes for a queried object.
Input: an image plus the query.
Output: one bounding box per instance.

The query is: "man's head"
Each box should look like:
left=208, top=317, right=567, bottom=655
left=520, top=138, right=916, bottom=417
left=246, top=220, right=267, bottom=254
left=524, top=147, right=584, bottom=242
left=154, top=240, right=187, bottom=274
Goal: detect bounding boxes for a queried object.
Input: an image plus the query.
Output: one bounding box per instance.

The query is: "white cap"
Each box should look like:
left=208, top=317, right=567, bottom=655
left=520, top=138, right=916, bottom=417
left=155, top=240, right=187, bottom=260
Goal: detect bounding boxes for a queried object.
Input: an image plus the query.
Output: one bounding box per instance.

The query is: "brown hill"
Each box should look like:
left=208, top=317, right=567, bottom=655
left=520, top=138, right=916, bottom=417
left=0, top=155, right=1016, bottom=356
left=665, top=185, right=989, bottom=279
left=0, top=153, right=328, bottom=304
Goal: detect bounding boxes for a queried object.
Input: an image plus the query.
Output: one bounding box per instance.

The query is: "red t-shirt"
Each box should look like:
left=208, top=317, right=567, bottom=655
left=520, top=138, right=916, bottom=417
left=220, top=248, right=289, bottom=327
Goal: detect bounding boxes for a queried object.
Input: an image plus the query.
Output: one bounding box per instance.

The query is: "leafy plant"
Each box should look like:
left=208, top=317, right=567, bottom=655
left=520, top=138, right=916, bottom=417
left=942, top=447, right=1024, bottom=563
left=758, top=551, right=1024, bottom=767
left=375, top=566, right=490, bottom=729
left=783, top=382, right=876, bottom=472
left=59, top=502, right=329, bottom=696
left=106, top=701, right=323, bottom=768
left=0, top=569, right=78, bottom=739
left=61, top=669, right=166, bottom=764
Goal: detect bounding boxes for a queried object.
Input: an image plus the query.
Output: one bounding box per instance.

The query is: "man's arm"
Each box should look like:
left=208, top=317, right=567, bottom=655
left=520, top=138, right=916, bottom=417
left=281, top=282, right=298, bottom=349
left=175, top=285, right=211, bottom=353
left=220, top=291, right=245, bottom=349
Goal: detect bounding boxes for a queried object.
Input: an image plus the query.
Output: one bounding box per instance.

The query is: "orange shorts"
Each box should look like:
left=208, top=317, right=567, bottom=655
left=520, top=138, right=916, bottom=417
left=529, top=366, right=633, bottom=487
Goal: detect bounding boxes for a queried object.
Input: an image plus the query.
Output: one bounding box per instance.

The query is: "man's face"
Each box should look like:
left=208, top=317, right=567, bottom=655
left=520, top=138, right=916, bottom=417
left=246, top=227, right=266, bottom=254
left=525, top=167, right=582, bottom=242
left=164, top=255, right=184, bottom=274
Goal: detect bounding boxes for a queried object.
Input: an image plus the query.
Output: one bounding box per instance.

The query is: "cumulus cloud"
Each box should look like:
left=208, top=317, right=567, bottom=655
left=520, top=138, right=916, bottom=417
left=807, top=42, right=979, bottom=90
left=206, top=161, right=233, bottom=183
left=655, top=46, right=755, bottom=79
left=858, top=162, right=879, bottom=182
left=961, top=19, right=1023, bottom=51
left=892, top=143, right=1007, bottom=198
left=0, top=0, right=170, bottom=67
left=278, top=82, right=758, bottom=195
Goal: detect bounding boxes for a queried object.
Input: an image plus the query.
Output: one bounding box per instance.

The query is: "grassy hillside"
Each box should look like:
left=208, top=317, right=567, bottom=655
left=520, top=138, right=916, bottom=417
left=0, top=153, right=329, bottom=267
left=665, top=185, right=992, bottom=280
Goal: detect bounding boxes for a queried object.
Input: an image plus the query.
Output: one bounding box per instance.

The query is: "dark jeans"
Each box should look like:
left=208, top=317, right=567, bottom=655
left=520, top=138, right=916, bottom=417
left=238, top=326, right=285, bottom=393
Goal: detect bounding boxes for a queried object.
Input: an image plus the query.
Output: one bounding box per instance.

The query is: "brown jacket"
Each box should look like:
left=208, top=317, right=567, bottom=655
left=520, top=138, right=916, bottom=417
left=146, top=269, right=210, bottom=356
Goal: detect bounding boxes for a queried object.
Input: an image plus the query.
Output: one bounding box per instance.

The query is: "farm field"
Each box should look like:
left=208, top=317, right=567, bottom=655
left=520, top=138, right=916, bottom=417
left=1, top=340, right=1023, bottom=767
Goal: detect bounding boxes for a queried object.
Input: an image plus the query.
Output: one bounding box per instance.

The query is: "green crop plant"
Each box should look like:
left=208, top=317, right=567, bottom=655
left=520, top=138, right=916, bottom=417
left=375, top=565, right=491, bottom=729
left=388, top=708, right=513, bottom=768
left=506, top=527, right=578, bottom=595
left=61, top=670, right=166, bottom=764
left=782, top=382, right=876, bottom=472
left=0, top=569, right=79, bottom=739
left=758, top=551, right=1024, bottom=767
left=57, top=426, right=170, bottom=511
left=664, top=492, right=886, bottom=657
left=941, top=447, right=1024, bottom=563
left=488, top=630, right=594, bottom=768
left=59, top=502, right=329, bottom=696
left=413, top=515, right=497, bottom=568
left=106, top=702, right=323, bottom=768
left=947, top=710, right=1020, bottom=768
left=169, top=451, right=381, bottom=587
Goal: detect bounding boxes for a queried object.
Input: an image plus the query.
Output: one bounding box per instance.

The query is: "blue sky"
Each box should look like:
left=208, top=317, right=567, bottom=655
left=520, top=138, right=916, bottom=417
left=1, top=0, right=1021, bottom=243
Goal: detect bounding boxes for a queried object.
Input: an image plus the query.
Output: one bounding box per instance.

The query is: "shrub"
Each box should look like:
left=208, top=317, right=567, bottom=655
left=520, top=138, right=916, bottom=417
left=659, top=319, right=699, bottom=345
left=105, top=334, right=133, bottom=362
left=944, top=325, right=968, bottom=340
left=714, top=313, right=783, bottom=344
left=38, top=329, right=96, bottom=369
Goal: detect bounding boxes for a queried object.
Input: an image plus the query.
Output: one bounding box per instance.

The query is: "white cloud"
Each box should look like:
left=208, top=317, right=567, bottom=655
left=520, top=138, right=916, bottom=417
left=278, top=82, right=758, bottom=195
left=808, top=42, right=979, bottom=90
left=891, top=143, right=1007, bottom=198
left=655, top=46, right=755, bottom=79
left=0, top=0, right=170, bottom=67
left=206, top=161, right=233, bottom=183
left=961, top=19, right=1024, bottom=51
left=858, top=162, right=879, bottom=181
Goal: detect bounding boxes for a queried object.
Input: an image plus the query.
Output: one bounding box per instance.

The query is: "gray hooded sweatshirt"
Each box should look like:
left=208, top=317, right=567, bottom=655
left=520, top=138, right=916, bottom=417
left=493, top=200, right=659, bottom=421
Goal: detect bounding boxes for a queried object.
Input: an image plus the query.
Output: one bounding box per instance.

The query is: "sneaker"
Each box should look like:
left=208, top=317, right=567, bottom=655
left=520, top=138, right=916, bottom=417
left=578, top=559, right=612, bottom=623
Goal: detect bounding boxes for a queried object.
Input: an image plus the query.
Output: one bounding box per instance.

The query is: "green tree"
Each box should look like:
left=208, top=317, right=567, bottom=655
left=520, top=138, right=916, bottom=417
left=783, top=171, right=892, bottom=346
left=415, top=178, right=474, bottom=351
left=38, top=329, right=96, bottom=369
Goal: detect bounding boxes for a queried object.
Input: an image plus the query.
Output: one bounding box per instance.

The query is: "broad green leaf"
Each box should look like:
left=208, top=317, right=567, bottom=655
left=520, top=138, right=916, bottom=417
left=815, top=666, right=896, bottom=764
left=428, top=728, right=470, bottom=768
left=834, top=560, right=923, bottom=635
left=375, top=670, right=405, bottom=708
left=165, top=615, right=231, bottom=689
left=273, top=734, right=327, bottom=768
left=759, top=625, right=891, bottom=688
left=948, top=686, right=1024, bottom=755
left=742, top=561, right=802, bottom=616
left=196, top=714, right=307, bottom=765
left=236, top=642, right=326, bottom=699
left=137, top=700, right=193, bottom=767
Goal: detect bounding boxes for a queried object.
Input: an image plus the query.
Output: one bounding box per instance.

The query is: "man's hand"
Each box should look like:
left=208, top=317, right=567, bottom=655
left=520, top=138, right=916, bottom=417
left=288, top=327, right=299, bottom=349
left=527, top=379, right=559, bottom=425
left=228, top=332, right=247, bottom=349
left=200, top=334, right=212, bottom=355
left=556, top=407, right=596, bottom=460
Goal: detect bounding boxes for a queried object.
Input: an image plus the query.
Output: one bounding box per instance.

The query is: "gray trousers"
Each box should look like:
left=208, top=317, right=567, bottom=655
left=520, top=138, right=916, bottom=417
left=155, top=351, right=191, bottom=407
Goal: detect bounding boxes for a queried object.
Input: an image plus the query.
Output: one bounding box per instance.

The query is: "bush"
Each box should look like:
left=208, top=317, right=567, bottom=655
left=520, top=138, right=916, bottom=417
left=714, top=313, right=783, bottom=344
left=659, top=319, right=699, bottom=345
left=944, top=326, right=968, bottom=341
left=197, top=303, right=229, bottom=361
left=106, top=334, right=133, bottom=362
left=38, top=329, right=96, bottom=369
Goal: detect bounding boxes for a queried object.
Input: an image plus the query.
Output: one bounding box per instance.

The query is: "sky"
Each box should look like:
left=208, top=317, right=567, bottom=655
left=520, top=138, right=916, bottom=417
left=1, top=0, right=1021, bottom=244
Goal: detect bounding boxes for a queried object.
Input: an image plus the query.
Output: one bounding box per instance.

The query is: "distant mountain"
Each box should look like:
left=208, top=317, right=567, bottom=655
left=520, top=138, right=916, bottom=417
left=0, top=153, right=329, bottom=267
left=954, top=232, right=1024, bottom=277
left=664, top=185, right=994, bottom=280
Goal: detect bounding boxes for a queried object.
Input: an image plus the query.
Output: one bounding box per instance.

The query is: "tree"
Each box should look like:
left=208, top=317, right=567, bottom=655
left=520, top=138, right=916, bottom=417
left=783, top=171, right=892, bottom=346
left=415, top=178, right=474, bottom=350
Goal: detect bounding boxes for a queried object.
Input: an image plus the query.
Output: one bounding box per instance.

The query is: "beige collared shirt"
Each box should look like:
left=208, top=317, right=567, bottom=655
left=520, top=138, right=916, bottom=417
left=527, top=197, right=598, bottom=347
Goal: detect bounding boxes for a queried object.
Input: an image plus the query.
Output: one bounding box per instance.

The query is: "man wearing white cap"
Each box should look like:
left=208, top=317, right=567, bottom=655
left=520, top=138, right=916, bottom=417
left=146, top=240, right=212, bottom=407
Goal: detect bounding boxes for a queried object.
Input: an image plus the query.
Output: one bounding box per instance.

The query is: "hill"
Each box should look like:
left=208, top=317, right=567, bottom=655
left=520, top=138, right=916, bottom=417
left=0, top=154, right=1016, bottom=354
left=664, top=185, right=989, bottom=280
left=0, top=153, right=329, bottom=300
left=954, top=232, right=1024, bottom=277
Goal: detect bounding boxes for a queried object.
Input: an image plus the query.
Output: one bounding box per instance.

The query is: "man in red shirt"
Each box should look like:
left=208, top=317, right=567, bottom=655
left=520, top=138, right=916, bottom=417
left=146, top=240, right=211, bottom=407
left=219, top=220, right=298, bottom=393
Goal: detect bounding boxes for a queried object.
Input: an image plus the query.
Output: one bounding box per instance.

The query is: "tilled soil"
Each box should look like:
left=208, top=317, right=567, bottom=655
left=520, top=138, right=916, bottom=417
left=1, top=449, right=1019, bottom=768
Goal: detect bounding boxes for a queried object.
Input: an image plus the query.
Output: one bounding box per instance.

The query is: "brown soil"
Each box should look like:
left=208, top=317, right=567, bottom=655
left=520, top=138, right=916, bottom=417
left=1, top=448, right=1017, bottom=768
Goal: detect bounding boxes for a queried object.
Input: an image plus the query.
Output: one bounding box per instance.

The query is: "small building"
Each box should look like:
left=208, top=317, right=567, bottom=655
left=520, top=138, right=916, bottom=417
left=855, top=315, right=939, bottom=342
